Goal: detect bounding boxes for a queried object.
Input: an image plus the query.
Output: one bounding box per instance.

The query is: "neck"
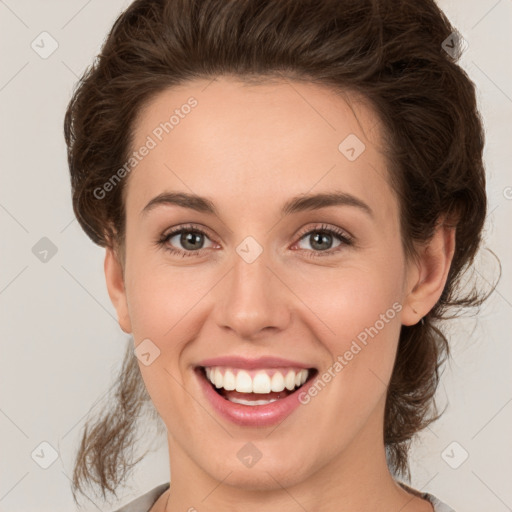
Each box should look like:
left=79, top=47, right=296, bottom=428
left=161, top=399, right=431, bottom=512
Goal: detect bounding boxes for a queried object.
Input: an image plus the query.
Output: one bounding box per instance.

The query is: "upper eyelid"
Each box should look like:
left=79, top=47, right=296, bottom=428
left=296, top=223, right=352, bottom=240
left=162, top=223, right=352, bottom=247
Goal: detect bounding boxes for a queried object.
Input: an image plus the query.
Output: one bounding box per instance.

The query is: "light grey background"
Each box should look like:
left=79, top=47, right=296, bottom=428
left=1, top=0, right=511, bottom=511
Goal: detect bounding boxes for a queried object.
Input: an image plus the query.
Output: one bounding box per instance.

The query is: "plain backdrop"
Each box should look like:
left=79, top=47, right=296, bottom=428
left=1, top=0, right=511, bottom=511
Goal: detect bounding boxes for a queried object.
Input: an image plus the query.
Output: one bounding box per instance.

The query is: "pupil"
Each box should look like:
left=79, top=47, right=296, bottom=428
left=311, top=232, right=331, bottom=251
left=182, top=232, right=203, bottom=250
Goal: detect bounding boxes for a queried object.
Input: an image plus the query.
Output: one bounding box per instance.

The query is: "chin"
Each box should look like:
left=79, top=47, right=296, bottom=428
left=222, top=467, right=308, bottom=492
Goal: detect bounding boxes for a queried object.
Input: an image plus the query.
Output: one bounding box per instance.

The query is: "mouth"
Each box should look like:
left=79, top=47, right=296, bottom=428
left=195, top=365, right=319, bottom=406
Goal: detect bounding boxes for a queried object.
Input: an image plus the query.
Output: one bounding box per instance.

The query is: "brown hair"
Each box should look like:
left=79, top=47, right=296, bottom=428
left=64, top=0, right=496, bottom=505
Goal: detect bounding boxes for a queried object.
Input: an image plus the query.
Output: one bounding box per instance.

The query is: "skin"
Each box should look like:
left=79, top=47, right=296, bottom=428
left=104, top=76, right=455, bottom=512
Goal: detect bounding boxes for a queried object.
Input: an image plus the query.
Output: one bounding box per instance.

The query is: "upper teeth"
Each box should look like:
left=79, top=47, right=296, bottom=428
left=204, top=367, right=309, bottom=394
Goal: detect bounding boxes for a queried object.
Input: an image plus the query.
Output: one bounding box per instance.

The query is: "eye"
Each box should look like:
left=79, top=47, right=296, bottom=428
left=157, top=224, right=216, bottom=257
left=157, top=223, right=353, bottom=258
left=293, top=223, right=353, bottom=257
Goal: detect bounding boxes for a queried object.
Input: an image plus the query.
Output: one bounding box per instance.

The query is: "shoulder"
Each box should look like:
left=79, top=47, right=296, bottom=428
left=425, top=492, right=458, bottom=512
left=112, top=483, right=170, bottom=512
left=398, top=481, right=457, bottom=512
left=111, top=481, right=456, bottom=512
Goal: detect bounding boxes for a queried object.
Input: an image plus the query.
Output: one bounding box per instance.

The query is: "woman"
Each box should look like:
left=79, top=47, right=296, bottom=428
left=64, top=0, right=491, bottom=510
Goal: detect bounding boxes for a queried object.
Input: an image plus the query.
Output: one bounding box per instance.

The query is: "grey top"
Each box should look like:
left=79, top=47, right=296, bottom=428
left=112, top=483, right=169, bottom=512
left=112, top=481, right=456, bottom=512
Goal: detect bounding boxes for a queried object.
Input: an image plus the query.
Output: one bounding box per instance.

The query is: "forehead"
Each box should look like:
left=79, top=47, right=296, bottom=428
left=125, top=76, right=397, bottom=224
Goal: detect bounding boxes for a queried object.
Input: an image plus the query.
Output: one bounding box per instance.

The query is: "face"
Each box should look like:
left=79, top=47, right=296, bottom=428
left=105, top=76, right=445, bottom=491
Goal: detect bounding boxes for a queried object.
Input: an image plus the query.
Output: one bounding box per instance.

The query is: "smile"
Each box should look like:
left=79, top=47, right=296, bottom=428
left=195, top=365, right=318, bottom=427
left=206, top=366, right=309, bottom=397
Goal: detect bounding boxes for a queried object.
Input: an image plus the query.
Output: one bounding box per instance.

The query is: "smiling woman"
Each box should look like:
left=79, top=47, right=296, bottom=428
left=64, top=1, right=494, bottom=511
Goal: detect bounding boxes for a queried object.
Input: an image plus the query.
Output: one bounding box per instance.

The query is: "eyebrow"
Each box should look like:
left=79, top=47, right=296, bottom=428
left=141, top=190, right=374, bottom=218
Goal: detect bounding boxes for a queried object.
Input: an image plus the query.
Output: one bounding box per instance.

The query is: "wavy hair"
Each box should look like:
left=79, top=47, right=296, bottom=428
left=64, top=0, right=496, bottom=505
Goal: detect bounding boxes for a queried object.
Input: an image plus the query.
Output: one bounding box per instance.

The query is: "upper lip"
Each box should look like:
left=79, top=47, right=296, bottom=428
left=196, top=355, right=316, bottom=370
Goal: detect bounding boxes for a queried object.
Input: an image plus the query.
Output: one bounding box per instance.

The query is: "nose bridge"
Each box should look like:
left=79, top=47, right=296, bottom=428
left=214, top=239, right=291, bottom=338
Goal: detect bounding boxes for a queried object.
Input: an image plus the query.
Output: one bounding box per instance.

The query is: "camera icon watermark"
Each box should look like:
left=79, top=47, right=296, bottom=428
left=32, top=237, right=58, bottom=263
left=442, top=31, right=468, bottom=60
left=31, top=441, right=59, bottom=469
left=236, top=236, right=263, bottom=264
left=236, top=442, right=262, bottom=468
left=134, top=338, right=161, bottom=366
left=338, top=134, right=366, bottom=162
left=441, top=441, right=469, bottom=469
left=31, top=31, right=59, bottom=59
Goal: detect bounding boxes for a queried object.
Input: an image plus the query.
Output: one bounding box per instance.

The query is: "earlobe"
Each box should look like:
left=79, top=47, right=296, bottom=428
left=104, top=248, right=132, bottom=333
left=401, top=219, right=456, bottom=326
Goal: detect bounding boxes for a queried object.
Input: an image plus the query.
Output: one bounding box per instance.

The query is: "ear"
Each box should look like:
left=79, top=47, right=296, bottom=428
left=401, top=218, right=456, bottom=326
left=104, top=247, right=132, bottom=333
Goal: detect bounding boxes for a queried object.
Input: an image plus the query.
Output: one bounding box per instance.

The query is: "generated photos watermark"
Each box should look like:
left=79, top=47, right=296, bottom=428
left=93, top=96, right=198, bottom=200
left=298, top=301, right=403, bottom=404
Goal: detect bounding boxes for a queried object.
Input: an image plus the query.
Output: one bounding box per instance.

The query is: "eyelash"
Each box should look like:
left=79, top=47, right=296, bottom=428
left=156, top=223, right=354, bottom=259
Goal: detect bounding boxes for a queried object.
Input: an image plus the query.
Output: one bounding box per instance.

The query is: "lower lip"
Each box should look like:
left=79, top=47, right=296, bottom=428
left=195, top=367, right=317, bottom=427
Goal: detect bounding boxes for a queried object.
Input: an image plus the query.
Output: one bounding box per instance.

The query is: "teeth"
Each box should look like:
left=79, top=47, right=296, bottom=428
left=223, top=369, right=236, bottom=391
left=271, top=372, right=285, bottom=392
left=236, top=370, right=253, bottom=393
left=285, top=370, right=296, bottom=391
left=204, top=367, right=310, bottom=394
left=253, top=371, right=271, bottom=393
left=214, top=368, right=223, bottom=389
left=227, top=397, right=279, bottom=406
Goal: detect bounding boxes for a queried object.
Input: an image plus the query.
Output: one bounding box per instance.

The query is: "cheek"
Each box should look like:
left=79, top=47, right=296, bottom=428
left=125, top=260, right=200, bottom=422
left=290, top=255, right=404, bottom=344
left=290, top=254, right=405, bottom=400
left=123, top=248, right=191, bottom=341
left=125, top=239, right=405, bottom=347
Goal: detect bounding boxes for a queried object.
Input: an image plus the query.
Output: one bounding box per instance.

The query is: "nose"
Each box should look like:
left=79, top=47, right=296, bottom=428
left=213, top=248, right=292, bottom=340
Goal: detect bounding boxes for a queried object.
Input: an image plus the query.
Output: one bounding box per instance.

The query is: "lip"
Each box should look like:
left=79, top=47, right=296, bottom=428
left=196, top=355, right=313, bottom=370
left=194, top=366, right=318, bottom=427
